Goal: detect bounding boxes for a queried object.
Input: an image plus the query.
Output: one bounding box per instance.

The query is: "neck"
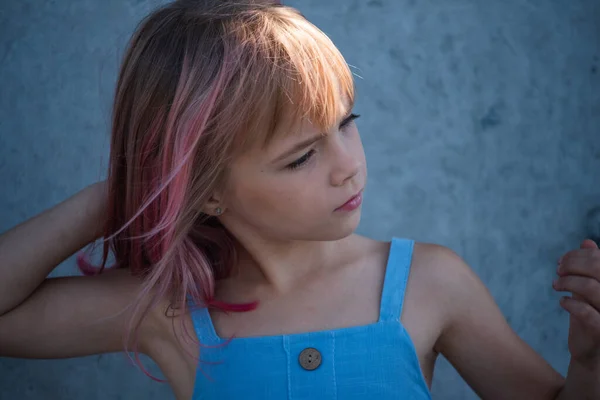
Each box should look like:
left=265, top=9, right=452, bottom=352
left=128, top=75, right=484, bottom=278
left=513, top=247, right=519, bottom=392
left=227, top=230, right=350, bottom=294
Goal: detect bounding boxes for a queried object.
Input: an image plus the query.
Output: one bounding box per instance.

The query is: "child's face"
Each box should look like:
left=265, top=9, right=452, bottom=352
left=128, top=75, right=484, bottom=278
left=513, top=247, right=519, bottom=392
left=219, top=113, right=367, bottom=242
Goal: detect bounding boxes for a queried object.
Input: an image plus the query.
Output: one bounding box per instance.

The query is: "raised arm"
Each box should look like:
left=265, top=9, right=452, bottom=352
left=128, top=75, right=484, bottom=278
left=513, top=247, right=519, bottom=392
left=0, top=182, right=106, bottom=316
left=0, top=183, right=158, bottom=358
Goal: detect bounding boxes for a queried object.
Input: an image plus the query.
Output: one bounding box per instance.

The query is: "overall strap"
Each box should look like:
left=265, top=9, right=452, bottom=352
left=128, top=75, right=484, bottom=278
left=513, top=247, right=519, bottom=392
left=187, top=297, right=221, bottom=343
left=378, top=238, right=415, bottom=322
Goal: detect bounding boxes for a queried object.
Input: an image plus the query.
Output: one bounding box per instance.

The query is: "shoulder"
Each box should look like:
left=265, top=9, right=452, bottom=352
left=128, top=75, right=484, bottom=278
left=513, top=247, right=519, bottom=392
left=409, top=240, right=508, bottom=326
left=406, top=242, right=480, bottom=302
left=411, top=242, right=481, bottom=296
left=406, top=242, right=488, bottom=346
left=93, top=269, right=192, bottom=357
left=354, top=237, right=478, bottom=303
left=83, top=268, right=175, bottom=354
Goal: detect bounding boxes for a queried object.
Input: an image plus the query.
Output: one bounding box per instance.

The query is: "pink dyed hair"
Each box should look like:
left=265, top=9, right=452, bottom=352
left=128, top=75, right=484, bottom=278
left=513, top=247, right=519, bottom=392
left=78, top=0, right=354, bottom=379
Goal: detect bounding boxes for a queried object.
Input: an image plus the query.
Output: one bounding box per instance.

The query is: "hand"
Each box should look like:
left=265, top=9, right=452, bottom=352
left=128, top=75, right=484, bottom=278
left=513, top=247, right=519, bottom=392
left=554, top=239, right=600, bottom=368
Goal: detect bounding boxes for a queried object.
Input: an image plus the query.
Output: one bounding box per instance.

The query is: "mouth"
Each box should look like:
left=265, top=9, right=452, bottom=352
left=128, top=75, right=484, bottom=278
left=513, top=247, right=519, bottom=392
left=335, top=190, right=363, bottom=212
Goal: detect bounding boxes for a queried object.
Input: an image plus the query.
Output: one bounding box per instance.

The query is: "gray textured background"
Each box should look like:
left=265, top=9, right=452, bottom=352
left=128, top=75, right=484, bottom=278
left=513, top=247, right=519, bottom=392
left=1, top=0, right=599, bottom=399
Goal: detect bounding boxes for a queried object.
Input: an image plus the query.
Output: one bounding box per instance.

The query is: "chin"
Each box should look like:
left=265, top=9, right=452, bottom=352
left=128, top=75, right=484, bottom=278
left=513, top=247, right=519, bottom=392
left=308, top=210, right=362, bottom=242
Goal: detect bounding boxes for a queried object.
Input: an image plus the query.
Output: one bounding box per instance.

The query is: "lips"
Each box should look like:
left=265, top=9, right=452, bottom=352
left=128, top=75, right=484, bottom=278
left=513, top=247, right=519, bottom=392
left=335, top=191, right=363, bottom=212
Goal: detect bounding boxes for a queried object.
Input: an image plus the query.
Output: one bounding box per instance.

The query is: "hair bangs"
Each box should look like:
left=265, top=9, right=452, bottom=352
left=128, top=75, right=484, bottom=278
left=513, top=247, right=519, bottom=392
left=219, top=7, right=355, bottom=155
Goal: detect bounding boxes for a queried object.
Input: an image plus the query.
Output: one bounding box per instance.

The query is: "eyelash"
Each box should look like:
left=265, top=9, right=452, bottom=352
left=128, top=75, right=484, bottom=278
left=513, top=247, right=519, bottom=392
left=286, top=113, right=361, bottom=171
left=287, top=149, right=316, bottom=170
left=342, top=113, right=360, bottom=129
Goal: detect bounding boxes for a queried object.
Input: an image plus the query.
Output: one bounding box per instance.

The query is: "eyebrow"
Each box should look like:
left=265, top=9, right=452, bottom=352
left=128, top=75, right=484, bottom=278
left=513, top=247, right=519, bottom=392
left=272, top=112, right=355, bottom=164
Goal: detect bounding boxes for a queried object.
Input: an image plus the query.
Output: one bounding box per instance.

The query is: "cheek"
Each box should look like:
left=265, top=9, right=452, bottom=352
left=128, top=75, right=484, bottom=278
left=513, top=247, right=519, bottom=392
left=230, top=171, right=323, bottom=219
left=350, top=130, right=367, bottom=170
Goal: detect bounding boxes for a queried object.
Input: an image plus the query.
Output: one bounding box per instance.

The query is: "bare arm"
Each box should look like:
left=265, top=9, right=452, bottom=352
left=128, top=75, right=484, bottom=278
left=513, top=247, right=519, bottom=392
left=0, top=183, right=160, bottom=358
left=431, top=246, right=565, bottom=399
left=0, top=270, right=150, bottom=358
left=0, top=182, right=106, bottom=316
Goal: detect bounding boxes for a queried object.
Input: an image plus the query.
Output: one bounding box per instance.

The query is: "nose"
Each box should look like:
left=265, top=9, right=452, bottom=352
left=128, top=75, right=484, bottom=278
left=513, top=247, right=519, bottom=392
left=329, top=136, right=361, bottom=187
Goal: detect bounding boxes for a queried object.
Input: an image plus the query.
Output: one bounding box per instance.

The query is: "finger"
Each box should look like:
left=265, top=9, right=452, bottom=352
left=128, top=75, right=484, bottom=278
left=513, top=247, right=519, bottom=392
left=560, top=296, right=600, bottom=333
left=553, top=276, right=600, bottom=311
left=558, top=240, right=599, bottom=265
left=581, top=239, right=599, bottom=250
left=557, top=248, right=600, bottom=278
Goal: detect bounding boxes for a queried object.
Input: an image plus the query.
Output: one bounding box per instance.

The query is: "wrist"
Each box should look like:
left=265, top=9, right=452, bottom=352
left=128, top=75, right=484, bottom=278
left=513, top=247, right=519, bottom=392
left=560, top=357, right=600, bottom=400
left=571, top=356, right=600, bottom=374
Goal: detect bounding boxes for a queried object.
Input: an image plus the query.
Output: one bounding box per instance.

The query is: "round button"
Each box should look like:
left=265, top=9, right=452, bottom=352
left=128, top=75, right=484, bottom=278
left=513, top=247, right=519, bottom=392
left=298, top=347, right=322, bottom=371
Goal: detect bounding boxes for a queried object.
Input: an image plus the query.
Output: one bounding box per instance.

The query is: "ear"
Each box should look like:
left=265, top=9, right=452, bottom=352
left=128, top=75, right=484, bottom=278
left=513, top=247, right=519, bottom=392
left=203, top=194, right=225, bottom=216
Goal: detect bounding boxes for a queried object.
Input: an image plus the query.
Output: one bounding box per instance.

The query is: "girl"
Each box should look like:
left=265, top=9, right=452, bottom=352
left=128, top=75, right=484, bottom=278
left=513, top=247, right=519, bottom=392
left=1, top=1, right=599, bottom=399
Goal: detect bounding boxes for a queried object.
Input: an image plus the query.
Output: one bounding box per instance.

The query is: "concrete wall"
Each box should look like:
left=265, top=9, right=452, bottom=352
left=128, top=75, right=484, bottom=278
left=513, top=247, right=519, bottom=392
left=1, top=0, right=599, bottom=398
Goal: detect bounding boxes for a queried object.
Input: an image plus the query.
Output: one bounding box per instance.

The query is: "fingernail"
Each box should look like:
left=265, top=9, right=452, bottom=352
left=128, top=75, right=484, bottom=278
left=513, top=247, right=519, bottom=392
left=553, top=279, right=561, bottom=289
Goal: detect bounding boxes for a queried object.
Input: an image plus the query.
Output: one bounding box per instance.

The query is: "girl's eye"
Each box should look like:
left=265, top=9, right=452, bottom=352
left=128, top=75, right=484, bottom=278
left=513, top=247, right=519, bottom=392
left=340, top=113, right=360, bottom=130
left=283, top=114, right=359, bottom=171
left=286, top=149, right=316, bottom=170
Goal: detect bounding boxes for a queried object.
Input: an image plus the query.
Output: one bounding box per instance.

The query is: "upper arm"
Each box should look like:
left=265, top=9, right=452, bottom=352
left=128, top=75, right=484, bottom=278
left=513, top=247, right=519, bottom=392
left=431, top=246, right=564, bottom=399
left=0, top=269, right=159, bottom=359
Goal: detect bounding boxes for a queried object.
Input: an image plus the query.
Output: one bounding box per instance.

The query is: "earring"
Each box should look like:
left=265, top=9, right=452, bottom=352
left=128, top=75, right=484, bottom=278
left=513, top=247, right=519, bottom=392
left=215, top=207, right=223, bottom=216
